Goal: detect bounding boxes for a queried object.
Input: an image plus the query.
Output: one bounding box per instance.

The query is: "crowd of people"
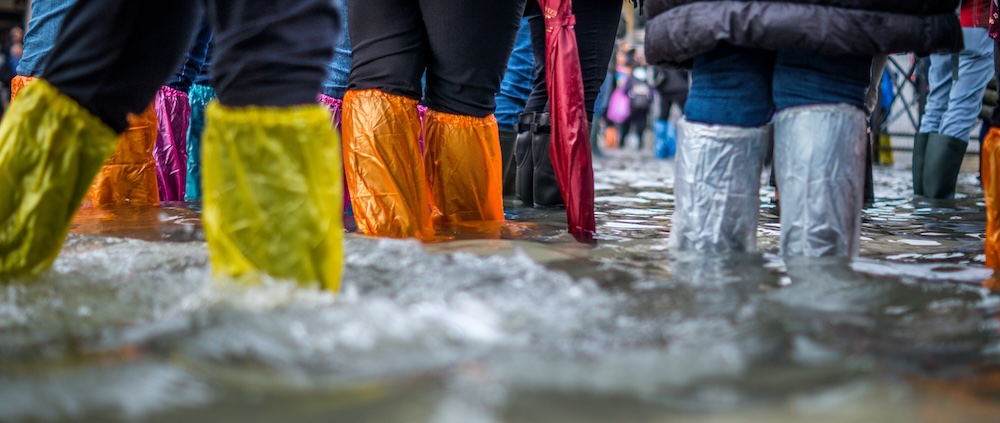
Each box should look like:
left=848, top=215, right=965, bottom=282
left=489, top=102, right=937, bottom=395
left=0, top=0, right=994, bottom=293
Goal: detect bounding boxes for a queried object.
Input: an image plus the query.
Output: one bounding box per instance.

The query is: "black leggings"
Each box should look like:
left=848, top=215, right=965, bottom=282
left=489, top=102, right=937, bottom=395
left=346, top=0, right=527, bottom=118
left=522, top=0, right=622, bottom=121
left=42, top=0, right=339, bottom=132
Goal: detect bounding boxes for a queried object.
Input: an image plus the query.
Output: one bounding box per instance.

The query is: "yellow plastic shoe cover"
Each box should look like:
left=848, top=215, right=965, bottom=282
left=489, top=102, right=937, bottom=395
left=0, top=79, right=118, bottom=275
left=877, top=133, right=894, bottom=166
left=342, top=89, right=432, bottom=239
left=86, top=104, right=160, bottom=206
left=983, top=127, right=1000, bottom=269
left=424, top=109, right=504, bottom=225
left=11, top=76, right=160, bottom=207
left=202, top=102, right=343, bottom=291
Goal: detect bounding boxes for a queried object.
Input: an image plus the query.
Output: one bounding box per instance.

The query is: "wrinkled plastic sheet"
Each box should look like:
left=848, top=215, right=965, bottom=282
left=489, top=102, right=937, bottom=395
left=668, top=118, right=766, bottom=253
left=184, top=84, right=216, bottom=202
left=202, top=102, right=343, bottom=291
left=983, top=127, right=1000, bottom=269
left=424, top=109, right=504, bottom=226
left=342, top=89, right=432, bottom=239
left=774, top=104, right=867, bottom=257
left=0, top=79, right=118, bottom=274
left=153, top=86, right=191, bottom=201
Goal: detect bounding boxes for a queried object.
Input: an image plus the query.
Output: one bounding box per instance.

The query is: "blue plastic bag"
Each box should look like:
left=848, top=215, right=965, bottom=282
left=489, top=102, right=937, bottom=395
left=653, top=120, right=676, bottom=159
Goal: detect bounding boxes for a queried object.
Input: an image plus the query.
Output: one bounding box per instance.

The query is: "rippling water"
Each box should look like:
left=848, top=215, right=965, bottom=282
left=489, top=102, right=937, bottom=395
left=2, top=151, right=999, bottom=422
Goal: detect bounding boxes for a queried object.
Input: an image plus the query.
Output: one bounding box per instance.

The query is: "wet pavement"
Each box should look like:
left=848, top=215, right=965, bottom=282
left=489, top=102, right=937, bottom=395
left=2, top=150, right=1000, bottom=422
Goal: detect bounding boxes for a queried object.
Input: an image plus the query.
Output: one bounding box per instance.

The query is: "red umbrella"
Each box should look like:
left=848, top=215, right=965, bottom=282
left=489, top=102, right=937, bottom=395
left=540, top=0, right=596, bottom=243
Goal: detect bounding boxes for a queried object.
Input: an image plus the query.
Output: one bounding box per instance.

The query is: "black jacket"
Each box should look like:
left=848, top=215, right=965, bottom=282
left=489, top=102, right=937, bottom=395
left=645, top=0, right=963, bottom=67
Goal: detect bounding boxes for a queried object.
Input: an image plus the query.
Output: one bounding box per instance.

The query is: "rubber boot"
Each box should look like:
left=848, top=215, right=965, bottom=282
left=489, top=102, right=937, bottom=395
left=530, top=113, right=564, bottom=208
left=11, top=76, right=159, bottom=207
left=0, top=79, right=118, bottom=275
left=912, top=133, right=930, bottom=197
left=202, top=103, right=343, bottom=291
left=923, top=133, right=969, bottom=200
left=342, top=89, right=432, bottom=239
left=514, top=112, right=536, bottom=206
left=774, top=104, right=867, bottom=257
left=184, top=84, right=217, bottom=202
left=424, top=110, right=504, bottom=226
left=500, top=129, right=517, bottom=196
left=153, top=86, right=191, bottom=201
left=983, top=127, right=1000, bottom=269
left=668, top=118, right=766, bottom=253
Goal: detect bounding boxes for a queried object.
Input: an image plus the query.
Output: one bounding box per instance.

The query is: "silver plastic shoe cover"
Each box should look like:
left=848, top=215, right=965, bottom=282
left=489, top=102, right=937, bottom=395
left=668, top=118, right=766, bottom=253
left=774, top=104, right=867, bottom=257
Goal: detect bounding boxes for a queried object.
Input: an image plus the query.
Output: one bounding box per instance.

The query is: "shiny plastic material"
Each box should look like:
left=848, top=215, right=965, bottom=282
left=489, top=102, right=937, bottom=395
left=86, top=104, right=160, bottom=206
left=668, top=118, right=766, bottom=253
left=342, top=89, right=432, bottom=239
left=202, top=102, right=343, bottom=291
left=184, top=83, right=216, bottom=202
left=153, top=86, right=191, bottom=201
left=424, top=110, right=504, bottom=225
left=9, top=75, right=31, bottom=101
left=317, top=93, right=351, bottom=214
left=983, top=127, right=1000, bottom=268
left=0, top=79, right=118, bottom=275
left=774, top=104, right=867, bottom=257
left=10, top=76, right=161, bottom=207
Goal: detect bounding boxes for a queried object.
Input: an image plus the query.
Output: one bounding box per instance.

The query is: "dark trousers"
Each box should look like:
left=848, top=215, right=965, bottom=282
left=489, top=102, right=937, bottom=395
left=346, top=0, right=526, bottom=118
left=42, top=0, right=339, bottom=132
left=522, top=0, right=622, bottom=121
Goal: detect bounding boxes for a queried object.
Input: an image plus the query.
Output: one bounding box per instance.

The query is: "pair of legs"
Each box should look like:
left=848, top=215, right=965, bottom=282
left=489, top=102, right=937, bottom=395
left=671, top=45, right=872, bottom=256
left=914, top=28, right=995, bottom=199
left=343, top=0, right=526, bottom=238
left=0, top=0, right=344, bottom=289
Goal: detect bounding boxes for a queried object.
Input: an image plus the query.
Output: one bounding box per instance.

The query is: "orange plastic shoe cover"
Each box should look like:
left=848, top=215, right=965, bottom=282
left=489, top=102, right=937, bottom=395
left=983, top=127, right=1000, bottom=269
left=423, top=110, right=504, bottom=226
left=341, top=89, right=432, bottom=239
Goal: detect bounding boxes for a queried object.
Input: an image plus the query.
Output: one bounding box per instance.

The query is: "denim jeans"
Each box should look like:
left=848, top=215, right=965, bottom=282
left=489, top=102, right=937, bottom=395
left=919, top=27, right=996, bottom=142
left=16, top=0, right=75, bottom=77
left=321, top=0, right=351, bottom=99
left=684, top=45, right=872, bottom=127
left=494, top=18, right=534, bottom=131
left=166, top=19, right=214, bottom=93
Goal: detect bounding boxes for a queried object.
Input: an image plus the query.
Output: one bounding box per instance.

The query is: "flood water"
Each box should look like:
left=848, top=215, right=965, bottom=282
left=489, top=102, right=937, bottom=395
left=2, top=151, right=1000, bottom=423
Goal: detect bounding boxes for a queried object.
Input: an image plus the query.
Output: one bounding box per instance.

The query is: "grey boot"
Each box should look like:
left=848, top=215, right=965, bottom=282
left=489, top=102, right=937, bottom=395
left=668, top=118, right=766, bottom=253
left=514, top=113, right=537, bottom=205
left=774, top=104, right=867, bottom=257
left=922, top=133, right=968, bottom=199
left=500, top=129, right=517, bottom=196
left=530, top=113, right=564, bottom=207
left=912, top=132, right=930, bottom=197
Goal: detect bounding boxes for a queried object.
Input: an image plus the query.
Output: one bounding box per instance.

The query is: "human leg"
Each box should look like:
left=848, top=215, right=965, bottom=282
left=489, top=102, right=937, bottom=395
left=670, top=46, right=772, bottom=253
left=772, top=51, right=872, bottom=257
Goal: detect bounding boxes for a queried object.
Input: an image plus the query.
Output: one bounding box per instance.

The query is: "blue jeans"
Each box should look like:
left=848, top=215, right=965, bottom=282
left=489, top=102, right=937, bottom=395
left=684, top=45, right=872, bottom=127
left=494, top=18, right=534, bottom=131
left=321, top=0, right=351, bottom=99
left=16, top=0, right=76, bottom=77
left=166, top=19, right=213, bottom=93
left=919, top=28, right=996, bottom=142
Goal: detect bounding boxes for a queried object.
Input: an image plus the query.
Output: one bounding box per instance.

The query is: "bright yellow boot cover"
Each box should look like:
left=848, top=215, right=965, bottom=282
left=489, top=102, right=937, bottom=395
left=983, top=127, right=1000, bottom=269
left=0, top=79, right=118, bottom=275
left=877, top=133, right=894, bottom=166
left=342, top=89, right=432, bottom=239
left=11, top=76, right=160, bottom=207
left=202, top=102, right=343, bottom=291
left=424, top=110, right=504, bottom=226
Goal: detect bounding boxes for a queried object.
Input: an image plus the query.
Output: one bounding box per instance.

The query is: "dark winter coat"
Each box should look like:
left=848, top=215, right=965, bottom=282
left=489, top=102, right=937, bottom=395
left=645, top=0, right=964, bottom=67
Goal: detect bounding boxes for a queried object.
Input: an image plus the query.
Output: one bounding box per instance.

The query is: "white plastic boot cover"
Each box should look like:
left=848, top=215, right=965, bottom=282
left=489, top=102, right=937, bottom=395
left=669, top=118, right=767, bottom=253
left=774, top=104, right=867, bottom=257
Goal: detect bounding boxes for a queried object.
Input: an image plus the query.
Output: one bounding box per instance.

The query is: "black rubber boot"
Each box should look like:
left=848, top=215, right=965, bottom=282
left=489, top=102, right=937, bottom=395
left=923, top=133, right=968, bottom=199
left=912, top=133, right=930, bottom=197
left=500, top=129, right=517, bottom=197
left=530, top=113, right=564, bottom=207
left=514, top=112, right=537, bottom=205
